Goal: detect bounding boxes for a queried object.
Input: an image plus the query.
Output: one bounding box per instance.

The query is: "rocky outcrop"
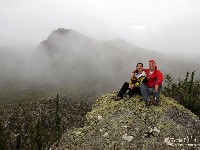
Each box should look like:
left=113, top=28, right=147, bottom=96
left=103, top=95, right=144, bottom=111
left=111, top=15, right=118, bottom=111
left=55, top=92, right=200, bottom=150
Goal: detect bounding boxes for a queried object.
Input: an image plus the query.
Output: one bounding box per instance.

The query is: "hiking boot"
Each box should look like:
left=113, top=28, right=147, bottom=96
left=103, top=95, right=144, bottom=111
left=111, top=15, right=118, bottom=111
left=149, top=98, right=154, bottom=106
left=145, top=99, right=151, bottom=107
left=152, top=98, right=159, bottom=106
left=115, top=96, right=122, bottom=101
left=139, top=97, right=143, bottom=102
left=153, top=99, right=159, bottom=106
left=126, top=95, right=131, bottom=99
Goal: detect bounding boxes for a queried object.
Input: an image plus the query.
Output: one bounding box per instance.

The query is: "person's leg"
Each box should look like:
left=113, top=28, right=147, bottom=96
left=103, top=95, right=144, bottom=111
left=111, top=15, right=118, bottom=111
left=127, top=87, right=135, bottom=97
left=117, top=82, right=129, bottom=98
left=135, top=87, right=142, bottom=95
left=153, top=85, right=162, bottom=99
left=153, top=85, right=162, bottom=105
left=128, top=87, right=141, bottom=96
left=139, top=83, right=151, bottom=101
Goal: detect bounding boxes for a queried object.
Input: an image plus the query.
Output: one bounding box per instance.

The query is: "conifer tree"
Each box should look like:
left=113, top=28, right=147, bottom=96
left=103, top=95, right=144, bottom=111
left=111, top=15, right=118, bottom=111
left=163, top=71, right=200, bottom=117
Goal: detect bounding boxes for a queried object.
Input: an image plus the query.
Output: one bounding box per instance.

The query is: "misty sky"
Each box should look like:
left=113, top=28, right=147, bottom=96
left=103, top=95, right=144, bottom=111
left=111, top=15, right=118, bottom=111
left=1, top=0, right=200, bottom=55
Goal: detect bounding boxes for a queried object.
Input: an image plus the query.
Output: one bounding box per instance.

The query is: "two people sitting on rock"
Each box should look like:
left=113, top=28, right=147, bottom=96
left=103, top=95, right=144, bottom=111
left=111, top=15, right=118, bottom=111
left=116, top=60, right=163, bottom=106
left=116, top=63, right=147, bottom=100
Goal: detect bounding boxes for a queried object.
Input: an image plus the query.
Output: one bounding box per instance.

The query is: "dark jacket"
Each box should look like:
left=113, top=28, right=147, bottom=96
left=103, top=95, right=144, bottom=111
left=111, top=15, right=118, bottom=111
left=129, top=71, right=147, bottom=88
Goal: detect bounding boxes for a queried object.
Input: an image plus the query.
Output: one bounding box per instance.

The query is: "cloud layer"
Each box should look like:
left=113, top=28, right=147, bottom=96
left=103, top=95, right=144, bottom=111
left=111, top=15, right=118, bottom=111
left=1, top=0, right=200, bottom=55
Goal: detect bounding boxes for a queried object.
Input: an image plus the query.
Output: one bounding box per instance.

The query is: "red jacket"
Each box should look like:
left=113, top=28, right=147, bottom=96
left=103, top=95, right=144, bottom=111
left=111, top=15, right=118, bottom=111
left=133, top=67, right=163, bottom=88
left=143, top=67, right=163, bottom=88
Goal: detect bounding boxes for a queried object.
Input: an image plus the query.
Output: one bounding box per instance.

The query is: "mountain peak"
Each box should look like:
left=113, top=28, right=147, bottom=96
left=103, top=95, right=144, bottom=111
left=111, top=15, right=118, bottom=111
left=51, top=28, right=73, bottom=36
left=47, top=28, right=81, bottom=40
left=38, top=28, right=93, bottom=51
left=54, top=92, right=200, bottom=149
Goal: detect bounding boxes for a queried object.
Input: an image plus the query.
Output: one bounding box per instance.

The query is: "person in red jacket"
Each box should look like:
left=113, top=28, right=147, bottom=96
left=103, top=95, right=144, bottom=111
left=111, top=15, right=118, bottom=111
left=140, top=59, right=163, bottom=106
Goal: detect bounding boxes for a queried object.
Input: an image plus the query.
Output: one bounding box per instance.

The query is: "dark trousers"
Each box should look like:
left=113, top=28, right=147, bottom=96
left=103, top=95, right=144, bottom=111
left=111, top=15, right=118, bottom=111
left=117, top=82, right=141, bottom=98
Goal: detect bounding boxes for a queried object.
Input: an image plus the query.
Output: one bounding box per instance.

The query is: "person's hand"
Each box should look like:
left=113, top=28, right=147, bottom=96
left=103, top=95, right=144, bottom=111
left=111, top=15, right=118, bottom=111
left=155, top=85, right=159, bottom=92
left=129, top=84, right=134, bottom=89
left=131, top=73, right=135, bottom=79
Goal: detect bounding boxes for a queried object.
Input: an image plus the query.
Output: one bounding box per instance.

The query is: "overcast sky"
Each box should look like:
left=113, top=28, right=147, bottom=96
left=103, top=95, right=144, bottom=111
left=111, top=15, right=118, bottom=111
left=1, top=0, right=200, bottom=55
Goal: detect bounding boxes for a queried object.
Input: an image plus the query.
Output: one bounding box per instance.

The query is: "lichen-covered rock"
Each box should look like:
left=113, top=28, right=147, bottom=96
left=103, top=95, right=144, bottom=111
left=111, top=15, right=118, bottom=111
left=55, top=91, right=200, bottom=150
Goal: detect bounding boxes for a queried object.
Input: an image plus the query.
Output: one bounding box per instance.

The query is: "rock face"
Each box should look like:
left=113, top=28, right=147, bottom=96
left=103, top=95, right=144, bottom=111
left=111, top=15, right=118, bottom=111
left=55, top=92, right=200, bottom=150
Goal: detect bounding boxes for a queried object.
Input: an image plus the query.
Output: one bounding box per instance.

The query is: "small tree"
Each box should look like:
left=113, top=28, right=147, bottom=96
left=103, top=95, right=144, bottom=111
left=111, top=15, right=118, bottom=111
left=0, top=113, right=9, bottom=150
left=163, top=74, right=173, bottom=97
left=163, top=71, right=200, bottom=117
left=55, top=94, right=61, bottom=147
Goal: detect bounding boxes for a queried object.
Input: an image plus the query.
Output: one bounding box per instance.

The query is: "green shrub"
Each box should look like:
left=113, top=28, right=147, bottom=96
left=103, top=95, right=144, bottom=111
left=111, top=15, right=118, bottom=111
left=163, top=71, right=200, bottom=117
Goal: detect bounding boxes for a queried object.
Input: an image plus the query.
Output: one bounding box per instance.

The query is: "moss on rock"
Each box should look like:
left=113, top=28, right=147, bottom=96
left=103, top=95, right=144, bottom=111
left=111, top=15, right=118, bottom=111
left=55, top=91, right=200, bottom=150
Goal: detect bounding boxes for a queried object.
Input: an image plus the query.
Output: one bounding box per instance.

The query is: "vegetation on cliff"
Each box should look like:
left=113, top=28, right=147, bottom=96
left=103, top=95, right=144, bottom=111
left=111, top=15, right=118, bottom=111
left=163, top=71, right=200, bottom=117
left=56, top=91, right=200, bottom=150
left=0, top=94, right=95, bottom=149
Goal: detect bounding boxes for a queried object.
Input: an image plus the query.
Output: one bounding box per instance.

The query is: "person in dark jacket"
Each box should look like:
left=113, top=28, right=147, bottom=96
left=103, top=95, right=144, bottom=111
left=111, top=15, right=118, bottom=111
left=116, top=63, right=147, bottom=100
left=139, top=60, right=163, bottom=106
